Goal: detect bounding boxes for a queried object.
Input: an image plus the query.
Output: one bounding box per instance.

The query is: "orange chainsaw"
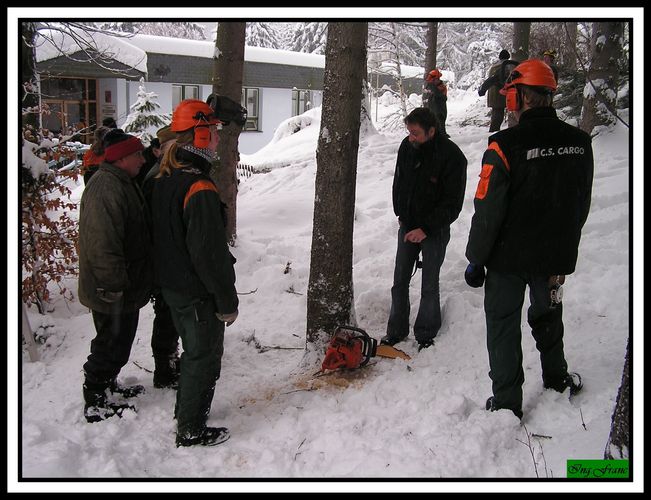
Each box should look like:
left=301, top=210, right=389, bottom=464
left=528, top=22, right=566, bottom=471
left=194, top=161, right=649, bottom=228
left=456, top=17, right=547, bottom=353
left=321, top=325, right=411, bottom=372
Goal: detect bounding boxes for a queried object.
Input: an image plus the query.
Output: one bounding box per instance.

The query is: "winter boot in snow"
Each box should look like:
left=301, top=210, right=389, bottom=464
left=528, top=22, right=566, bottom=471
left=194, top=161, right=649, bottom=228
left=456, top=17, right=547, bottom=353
left=380, top=334, right=406, bottom=347
left=153, top=356, right=181, bottom=389
left=545, top=371, right=583, bottom=397
left=565, top=372, right=583, bottom=396
left=176, top=426, right=230, bottom=447
left=83, top=382, right=135, bottom=423
left=485, top=396, right=523, bottom=420
left=108, top=378, right=145, bottom=398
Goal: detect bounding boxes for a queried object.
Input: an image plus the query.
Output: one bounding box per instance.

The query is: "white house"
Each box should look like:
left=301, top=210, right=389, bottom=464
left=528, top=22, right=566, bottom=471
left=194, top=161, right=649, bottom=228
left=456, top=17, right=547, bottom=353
left=35, top=28, right=423, bottom=154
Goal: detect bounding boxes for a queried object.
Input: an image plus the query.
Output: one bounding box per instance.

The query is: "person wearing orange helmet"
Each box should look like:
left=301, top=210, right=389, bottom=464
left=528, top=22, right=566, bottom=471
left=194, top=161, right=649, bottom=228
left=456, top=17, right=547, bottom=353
left=464, top=60, right=594, bottom=420
left=151, top=99, right=239, bottom=447
left=542, top=48, right=559, bottom=82
left=423, top=68, right=449, bottom=137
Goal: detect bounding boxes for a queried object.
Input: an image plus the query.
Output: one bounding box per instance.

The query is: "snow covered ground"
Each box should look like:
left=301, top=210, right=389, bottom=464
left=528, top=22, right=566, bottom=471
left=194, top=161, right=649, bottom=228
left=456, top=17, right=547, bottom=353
left=14, top=88, right=638, bottom=492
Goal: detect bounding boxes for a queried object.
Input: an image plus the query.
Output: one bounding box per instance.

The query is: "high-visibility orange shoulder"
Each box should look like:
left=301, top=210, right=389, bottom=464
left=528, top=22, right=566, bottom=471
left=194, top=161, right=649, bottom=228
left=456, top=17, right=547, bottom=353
left=183, top=179, right=218, bottom=209
left=487, top=142, right=510, bottom=171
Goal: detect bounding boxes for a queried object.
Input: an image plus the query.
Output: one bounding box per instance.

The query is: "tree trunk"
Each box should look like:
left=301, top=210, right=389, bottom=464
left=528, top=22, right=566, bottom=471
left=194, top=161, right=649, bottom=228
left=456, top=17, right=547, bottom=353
left=562, top=22, right=578, bottom=71
left=21, top=21, right=39, bottom=129
left=579, top=22, right=623, bottom=135
left=604, top=338, right=630, bottom=459
left=512, top=22, right=531, bottom=61
left=306, top=22, right=368, bottom=350
left=211, top=22, right=245, bottom=245
left=424, top=22, right=438, bottom=77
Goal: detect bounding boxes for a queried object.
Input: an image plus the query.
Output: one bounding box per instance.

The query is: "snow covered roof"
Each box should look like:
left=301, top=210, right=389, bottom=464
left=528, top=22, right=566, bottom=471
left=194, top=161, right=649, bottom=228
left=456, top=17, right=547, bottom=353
left=35, top=26, right=148, bottom=74
left=128, top=34, right=326, bottom=69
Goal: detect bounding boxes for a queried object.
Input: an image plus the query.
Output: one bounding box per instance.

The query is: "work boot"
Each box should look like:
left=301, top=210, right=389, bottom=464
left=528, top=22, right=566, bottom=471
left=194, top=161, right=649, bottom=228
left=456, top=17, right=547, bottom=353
left=108, top=378, right=145, bottom=398
left=565, top=372, right=583, bottom=396
left=545, top=371, right=583, bottom=397
left=83, top=383, right=135, bottom=423
left=380, top=334, right=406, bottom=347
left=485, top=396, right=523, bottom=420
left=417, top=339, right=434, bottom=352
left=154, top=356, right=181, bottom=389
left=176, top=426, right=230, bottom=447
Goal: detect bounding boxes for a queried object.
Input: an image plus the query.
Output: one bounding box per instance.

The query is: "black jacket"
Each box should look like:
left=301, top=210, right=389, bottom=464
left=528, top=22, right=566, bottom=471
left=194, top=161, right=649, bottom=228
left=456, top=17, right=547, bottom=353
left=466, top=107, right=594, bottom=275
left=151, top=148, right=238, bottom=315
left=392, top=133, right=467, bottom=235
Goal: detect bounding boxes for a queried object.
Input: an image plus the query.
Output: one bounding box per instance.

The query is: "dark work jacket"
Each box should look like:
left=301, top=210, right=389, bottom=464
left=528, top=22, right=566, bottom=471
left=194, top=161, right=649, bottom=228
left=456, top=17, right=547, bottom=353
left=466, top=107, right=594, bottom=275
left=78, top=162, right=153, bottom=313
left=151, top=148, right=238, bottom=315
left=392, top=133, right=467, bottom=235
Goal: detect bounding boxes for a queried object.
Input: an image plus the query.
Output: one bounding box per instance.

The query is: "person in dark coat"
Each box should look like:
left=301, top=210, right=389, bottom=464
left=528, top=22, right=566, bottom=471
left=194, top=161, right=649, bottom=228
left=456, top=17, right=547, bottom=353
left=478, top=49, right=513, bottom=132
left=135, top=137, right=161, bottom=187
left=151, top=99, right=238, bottom=447
left=422, top=69, right=449, bottom=137
left=465, top=60, right=594, bottom=420
left=141, top=125, right=181, bottom=390
left=542, top=49, right=560, bottom=82
left=78, top=129, right=152, bottom=423
left=382, top=107, right=467, bottom=351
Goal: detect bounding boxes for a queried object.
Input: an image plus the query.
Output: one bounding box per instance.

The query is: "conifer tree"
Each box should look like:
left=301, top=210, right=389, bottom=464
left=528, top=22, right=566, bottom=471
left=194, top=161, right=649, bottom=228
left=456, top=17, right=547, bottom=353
left=123, top=78, right=170, bottom=144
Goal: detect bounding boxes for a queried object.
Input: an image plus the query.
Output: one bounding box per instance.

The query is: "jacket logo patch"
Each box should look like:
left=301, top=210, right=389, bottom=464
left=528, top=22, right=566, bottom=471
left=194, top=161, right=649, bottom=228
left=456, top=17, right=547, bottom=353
left=527, top=146, right=586, bottom=159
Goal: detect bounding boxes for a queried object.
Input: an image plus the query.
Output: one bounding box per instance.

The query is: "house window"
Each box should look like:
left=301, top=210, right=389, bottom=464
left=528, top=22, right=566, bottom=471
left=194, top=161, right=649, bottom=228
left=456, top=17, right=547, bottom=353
left=172, top=84, right=200, bottom=109
left=241, top=87, right=259, bottom=131
left=292, top=89, right=312, bottom=116
left=40, top=77, right=97, bottom=143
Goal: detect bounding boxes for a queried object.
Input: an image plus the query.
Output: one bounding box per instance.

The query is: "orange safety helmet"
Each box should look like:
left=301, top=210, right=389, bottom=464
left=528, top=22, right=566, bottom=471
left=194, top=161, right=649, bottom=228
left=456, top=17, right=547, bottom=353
left=499, top=59, right=557, bottom=111
left=171, top=99, right=221, bottom=133
left=500, top=59, right=557, bottom=93
left=426, top=69, right=442, bottom=81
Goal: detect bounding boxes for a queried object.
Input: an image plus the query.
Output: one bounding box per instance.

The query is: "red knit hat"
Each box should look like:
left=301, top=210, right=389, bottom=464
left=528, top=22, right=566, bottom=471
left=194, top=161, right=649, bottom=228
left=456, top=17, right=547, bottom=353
left=103, top=130, right=144, bottom=162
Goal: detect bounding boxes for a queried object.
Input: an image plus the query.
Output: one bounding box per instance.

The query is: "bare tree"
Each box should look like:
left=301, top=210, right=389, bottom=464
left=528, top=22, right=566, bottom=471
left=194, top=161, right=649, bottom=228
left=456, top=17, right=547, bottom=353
left=211, top=22, right=246, bottom=245
left=561, top=22, right=578, bottom=71
left=21, top=22, right=39, bottom=128
left=424, top=22, right=438, bottom=76
left=580, top=22, right=625, bottom=135
left=604, top=339, right=630, bottom=460
left=512, top=22, right=531, bottom=61
left=306, top=22, right=368, bottom=349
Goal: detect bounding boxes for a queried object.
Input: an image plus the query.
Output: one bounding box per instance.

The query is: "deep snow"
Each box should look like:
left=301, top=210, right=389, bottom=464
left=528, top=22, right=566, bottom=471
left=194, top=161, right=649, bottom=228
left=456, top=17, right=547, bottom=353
left=15, top=88, right=638, bottom=493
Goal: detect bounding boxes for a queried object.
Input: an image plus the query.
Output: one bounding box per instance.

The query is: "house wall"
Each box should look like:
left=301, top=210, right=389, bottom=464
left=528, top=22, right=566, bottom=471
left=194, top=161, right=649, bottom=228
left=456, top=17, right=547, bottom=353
left=115, top=80, right=322, bottom=154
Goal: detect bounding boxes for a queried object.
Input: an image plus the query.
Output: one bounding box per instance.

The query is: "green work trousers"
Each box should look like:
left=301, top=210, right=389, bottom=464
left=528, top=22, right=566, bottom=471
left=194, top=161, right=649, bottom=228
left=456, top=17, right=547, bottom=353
left=484, top=270, right=569, bottom=416
left=162, top=288, right=225, bottom=436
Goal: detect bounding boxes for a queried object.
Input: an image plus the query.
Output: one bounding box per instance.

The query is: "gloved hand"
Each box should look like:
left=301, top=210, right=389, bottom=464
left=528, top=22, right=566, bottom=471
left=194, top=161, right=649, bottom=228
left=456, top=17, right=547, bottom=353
left=216, top=310, right=238, bottom=327
left=97, top=288, right=123, bottom=303
left=464, top=263, right=485, bottom=288
left=478, top=87, right=486, bottom=97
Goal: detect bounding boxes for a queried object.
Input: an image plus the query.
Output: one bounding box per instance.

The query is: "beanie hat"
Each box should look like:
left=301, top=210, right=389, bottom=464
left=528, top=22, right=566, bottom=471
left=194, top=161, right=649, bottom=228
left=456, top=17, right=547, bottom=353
left=156, top=125, right=176, bottom=145
left=103, top=129, right=144, bottom=162
left=102, top=117, right=118, bottom=128
left=499, top=49, right=510, bottom=60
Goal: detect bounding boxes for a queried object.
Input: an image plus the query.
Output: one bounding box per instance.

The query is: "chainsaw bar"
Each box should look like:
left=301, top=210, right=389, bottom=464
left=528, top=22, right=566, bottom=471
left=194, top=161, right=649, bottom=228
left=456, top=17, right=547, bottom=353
left=375, top=344, right=411, bottom=361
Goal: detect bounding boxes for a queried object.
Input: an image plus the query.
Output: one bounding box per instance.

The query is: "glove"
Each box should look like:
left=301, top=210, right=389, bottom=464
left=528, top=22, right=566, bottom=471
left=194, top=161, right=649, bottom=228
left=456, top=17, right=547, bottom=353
left=96, top=288, right=123, bottom=304
left=464, top=263, right=485, bottom=288
left=216, top=310, right=238, bottom=327
left=478, top=87, right=486, bottom=97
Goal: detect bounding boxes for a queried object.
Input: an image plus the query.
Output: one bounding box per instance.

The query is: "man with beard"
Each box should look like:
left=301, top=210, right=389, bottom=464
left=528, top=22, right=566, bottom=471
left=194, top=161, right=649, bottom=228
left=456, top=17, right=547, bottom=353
left=382, top=107, right=467, bottom=351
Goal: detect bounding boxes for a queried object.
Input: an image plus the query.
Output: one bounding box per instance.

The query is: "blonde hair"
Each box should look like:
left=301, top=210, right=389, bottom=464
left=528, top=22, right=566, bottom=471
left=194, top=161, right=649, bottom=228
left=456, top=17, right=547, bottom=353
left=157, top=130, right=192, bottom=177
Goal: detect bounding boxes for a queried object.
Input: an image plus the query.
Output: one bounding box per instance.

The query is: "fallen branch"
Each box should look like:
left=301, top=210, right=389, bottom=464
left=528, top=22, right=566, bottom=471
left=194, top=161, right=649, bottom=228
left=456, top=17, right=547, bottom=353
left=580, top=408, right=587, bottom=430
left=237, top=288, right=258, bottom=295
left=517, top=424, right=539, bottom=478
left=133, top=361, right=153, bottom=373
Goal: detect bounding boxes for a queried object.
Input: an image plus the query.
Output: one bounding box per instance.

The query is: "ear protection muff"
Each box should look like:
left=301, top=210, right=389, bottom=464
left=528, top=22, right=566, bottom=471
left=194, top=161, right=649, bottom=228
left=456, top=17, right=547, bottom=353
left=505, top=87, right=520, bottom=111
left=193, top=126, right=211, bottom=148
